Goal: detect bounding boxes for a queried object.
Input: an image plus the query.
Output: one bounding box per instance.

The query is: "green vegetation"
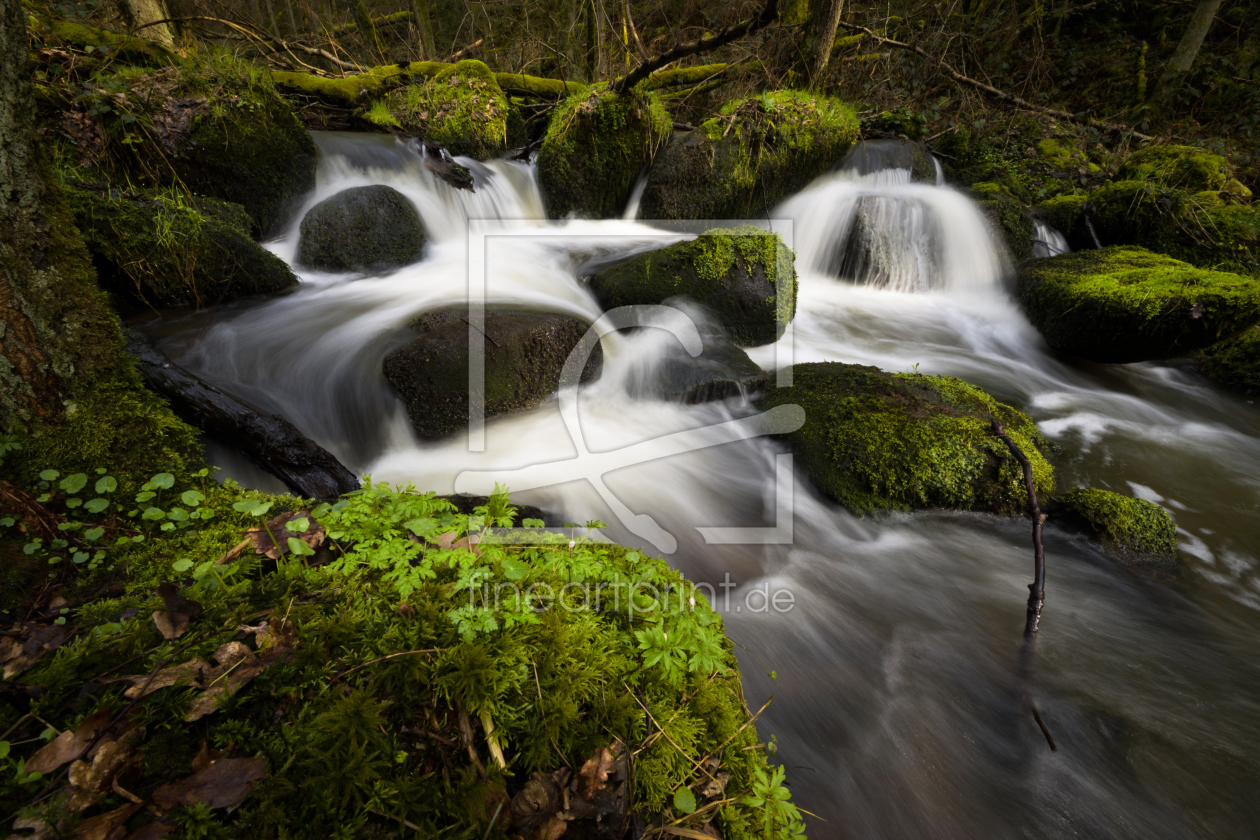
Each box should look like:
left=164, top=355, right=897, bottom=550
left=1016, top=246, right=1260, bottom=362
left=639, top=90, right=859, bottom=220
left=757, top=362, right=1055, bottom=516
left=1117, top=144, right=1231, bottom=191
left=379, top=60, right=510, bottom=158
left=1054, top=487, right=1178, bottom=567
left=588, top=227, right=797, bottom=346
left=1197, top=326, right=1260, bottom=395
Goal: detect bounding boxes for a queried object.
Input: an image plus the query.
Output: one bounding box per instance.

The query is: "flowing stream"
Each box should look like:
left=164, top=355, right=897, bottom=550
left=138, top=132, right=1260, bottom=839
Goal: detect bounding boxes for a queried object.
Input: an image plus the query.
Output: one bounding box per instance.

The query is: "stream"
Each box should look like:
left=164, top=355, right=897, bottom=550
left=137, top=132, right=1260, bottom=839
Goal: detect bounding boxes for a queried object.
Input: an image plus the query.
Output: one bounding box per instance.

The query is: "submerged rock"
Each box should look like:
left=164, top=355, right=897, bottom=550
left=375, top=60, right=509, bottom=159
left=757, top=362, right=1055, bottom=516
left=69, top=186, right=298, bottom=307
left=1016, top=246, right=1260, bottom=363
left=383, top=306, right=602, bottom=439
left=587, top=227, right=796, bottom=347
left=1197, top=326, right=1260, bottom=395
left=536, top=85, right=672, bottom=219
left=638, top=90, right=859, bottom=220
left=627, top=309, right=767, bottom=403
left=1052, top=487, right=1178, bottom=570
left=297, top=185, right=427, bottom=273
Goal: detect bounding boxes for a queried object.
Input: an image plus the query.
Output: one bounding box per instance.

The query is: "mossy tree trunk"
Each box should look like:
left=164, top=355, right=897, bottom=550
left=801, top=0, right=845, bottom=88
left=351, top=0, right=383, bottom=59
left=113, top=0, right=176, bottom=46
left=1157, top=0, right=1224, bottom=98
left=409, top=0, right=436, bottom=59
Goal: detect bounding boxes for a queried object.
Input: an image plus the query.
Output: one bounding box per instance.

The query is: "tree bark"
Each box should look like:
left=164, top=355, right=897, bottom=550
left=409, top=0, right=436, bottom=60
left=115, top=0, right=176, bottom=46
left=803, top=0, right=845, bottom=88
left=351, top=0, right=383, bottom=58
left=1159, top=0, right=1224, bottom=94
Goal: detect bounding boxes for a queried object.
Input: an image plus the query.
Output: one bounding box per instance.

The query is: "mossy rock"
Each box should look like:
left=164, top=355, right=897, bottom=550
left=1053, top=487, right=1178, bottom=568
left=374, top=60, right=509, bottom=159
left=973, top=182, right=1036, bottom=261
left=638, top=90, right=859, bottom=220
left=1034, top=193, right=1090, bottom=248
left=68, top=186, right=298, bottom=308
left=587, top=227, right=796, bottom=347
left=296, top=185, right=427, bottom=273
left=1118, top=144, right=1231, bottom=192
left=1036, top=138, right=1096, bottom=172
left=536, top=85, right=671, bottom=219
left=1197, top=326, right=1260, bottom=395
left=383, top=306, right=602, bottom=439
left=1016, top=246, right=1260, bottom=363
left=756, top=362, right=1055, bottom=515
left=841, top=139, right=938, bottom=183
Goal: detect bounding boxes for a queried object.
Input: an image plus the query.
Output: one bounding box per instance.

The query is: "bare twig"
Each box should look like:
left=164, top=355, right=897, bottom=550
left=335, top=648, right=443, bottom=679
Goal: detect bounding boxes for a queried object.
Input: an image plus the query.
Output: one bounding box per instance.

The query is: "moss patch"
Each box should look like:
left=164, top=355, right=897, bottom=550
left=588, top=227, right=797, bottom=346
left=378, top=60, right=508, bottom=158
left=69, top=186, right=298, bottom=308
left=1034, top=193, right=1088, bottom=240
left=1016, top=246, right=1260, bottom=363
left=1197, top=326, right=1260, bottom=395
left=638, top=90, right=859, bottom=220
left=1118, top=144, right=1232, bottom=192
left=756, top=362, right=1055, bottom=515
left=536, top=84, right=672, bottom=219
left=973, top=182, right=1036, bottom=260
left=1054, top=487, right=1178, bottom=567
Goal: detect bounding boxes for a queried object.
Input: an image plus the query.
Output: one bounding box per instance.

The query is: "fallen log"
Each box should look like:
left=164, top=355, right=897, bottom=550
left=126, top=331, right=359, bottom=500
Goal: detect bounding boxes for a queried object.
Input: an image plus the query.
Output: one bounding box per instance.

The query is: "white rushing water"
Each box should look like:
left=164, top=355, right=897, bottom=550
left=142, top=133, right=1260, bottom=838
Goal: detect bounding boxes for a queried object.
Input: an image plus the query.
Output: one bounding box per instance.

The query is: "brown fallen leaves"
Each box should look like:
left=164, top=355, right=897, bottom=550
left=510, top=740, right=630, bottom=840
left=0, top=621, right=69, bottom=679
left=119, top=620, right=296, bottom=721
left=151, top=582, right=203, bottom=642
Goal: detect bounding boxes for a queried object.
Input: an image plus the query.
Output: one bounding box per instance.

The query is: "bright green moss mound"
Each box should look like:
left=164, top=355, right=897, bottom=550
left=757, top=362, right=1055, bottom=515
left=1016, top=246, right=1260, bottom=363
left=377, top=60, right=509, bottom=158
left=537, top=84, right=672, bottom=219
left=639, top=90, right=859, bottom=220
left=1034, top=193, right=1088, bottom=239
left=1037, top=138, right=1097, bottom=172
left=1197, top=326, right=1260, bottom=395
left=0, top=482, right=802, bottom=838
left=588, top=227, right=797, bottom=346
left=1118, top=144, right=1231, bottom=192
left=1055, top=487, right=1178, bottom=566
left=69, top=186, right=298, bottom=307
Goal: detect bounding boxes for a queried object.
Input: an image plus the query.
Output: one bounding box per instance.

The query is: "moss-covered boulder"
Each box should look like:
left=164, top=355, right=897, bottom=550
left=757, top=363, right=1054, bottom=515
left=1118, top=144, right=1231, bottom=192
left=1197, top=326, right=1260, bottom=395
left=1017, top=246, right=1260, bottom=362
left=1053, top=487, right=1178, bottom=568
left=68, top=186, right=298, bottom=308
left=373, top=60, right=509, bottom=159
left=638, top=90, right=859, bottom=220
left=1034, top=193, right=1091, bottom=249
left=536, top=85, right=671, bottom=219
left=383, top=307, right=602, bottom=438
left=296, top=186, right=427, bottom=273
left=1036, top=138, right=1100, bottom=174
left=587, top=227, right=796, bottom=346
left=972, top=182, right=1036, bottom=260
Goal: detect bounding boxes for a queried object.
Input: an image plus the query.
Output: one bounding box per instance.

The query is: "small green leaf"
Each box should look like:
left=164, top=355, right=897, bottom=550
left=160, top=522, right=176, bottom=531
left=180, top=489, right=204, bottom=507
left=287, top=537, right=314, bottom=556
left=150, top=472, right=175, bottom=490
left=172, top=558, right=194, bottom=573
left=95, top=476, right=117, bottom=494
left=135, top=491, right=156, bottom=503
left=0, top=741, right=9, bottom=759
left=141, top=507, right=165, bottom=521
left=59, top=473, right=88, bottom=494
left=84, top=498, right=109, bottom=514
left=72, top=552, right=89, bottom=564
left=167, top=507, right=189, bottom=522
left=39, top=469, right=60, bottom=481
left=83, top=527, right=105, bottom=541
left=65, top=498, right=83, bottom=509
left=284, top=517, right=310, bottom=533
left=501, top=559, right=529, bottom=581
left=673, top=787, right=697, bottom=814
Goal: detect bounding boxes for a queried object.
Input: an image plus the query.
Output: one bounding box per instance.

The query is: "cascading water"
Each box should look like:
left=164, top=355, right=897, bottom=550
left=141, top=133, right=1260, bottom=838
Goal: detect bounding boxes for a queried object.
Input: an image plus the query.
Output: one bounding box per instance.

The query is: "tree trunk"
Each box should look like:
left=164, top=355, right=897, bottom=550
left=409, top=0, right=436, bottom=60
left=112, top=0, right=176, bottom=46
left=585, top=0, right=603, bottom=81
left=351, top=0, right=383, bottom=59
left=1159, top=0, right=1224, bottom=94
left=803, top=0, right=845, bottom=88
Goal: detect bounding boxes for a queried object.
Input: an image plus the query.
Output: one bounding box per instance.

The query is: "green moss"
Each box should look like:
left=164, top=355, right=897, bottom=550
left=39, top=17, right=177, bottom=67
left=974, top=184, right=1036, bottom=260
left=536, top=84, right=672, bottom=219
left=1016, top=245, right=1260, bottom=362
left=639, top=90, right=859, bottom=220
left=1197, top=326, right=1260, bottom=394
left=757, top=362, right=1055, bottom=515
left=588, top=227, right=797, bottom=346
left=1037, top=138, right=1088, bottom=170
left=1035, top=193, right=1088, bottom=237
left=379, top=60, right=508, bottom=158
left=1054, top=487, right=1177, bottom=566
left=68, top=186, right=298, bottom=307
left=1118, top=144, right=1232, bottom=192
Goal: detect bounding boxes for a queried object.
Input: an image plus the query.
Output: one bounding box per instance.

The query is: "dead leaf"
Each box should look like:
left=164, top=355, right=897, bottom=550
left=184, top=630, right=295, bottom=722
left=26, top=707, right=112, bottom=775
left=191, top=741, right=222, bottom=773
left=68, top=738, right=134, bottom=811
left=121, top=658, right=210, bottom=700
left=71, top=801, right=142, bottom=840
left=1, top=622, right=69, bottom=679
left=151, top=756, right=268, bottom=812
left=511, top=772, right=562, bottom=833
left=577, top=745, right=617, bottom=800
left=151, top=610, right=187, bottom=642
left=698, top=771, right=730, bottom=800
left=121, top=819, right=176, bottom=840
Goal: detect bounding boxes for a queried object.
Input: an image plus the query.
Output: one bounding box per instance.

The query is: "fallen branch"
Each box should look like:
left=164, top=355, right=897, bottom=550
left=837, top=21, right=1154, bottom=141
left=610, top=0, right=780, bottom=95
left=991, top=420, right=1057, bottom=752
left=131, top=15, right=358, bottom=72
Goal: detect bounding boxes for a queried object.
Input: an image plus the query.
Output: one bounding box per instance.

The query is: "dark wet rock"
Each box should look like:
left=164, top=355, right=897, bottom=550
left=68, top=185, right=298, bottom=308
left=1016, top=246, right=1260, bottom=363
left=1196, top=326, right=1260, bottom=395
left=841, top=139, right=938, bottom=183
left=383, top=306, right=602, bottom=439
left=1051, top=487, right=1178, bottom=571
left=756, top=362, right=1055, bottom=516
left=971, top=182, right=1036, bottom=261
left=587, top=227, right=796, bottom=347
left=296, top=185, right=426, bottom=273
left=628, top=313, right=767, bottom=403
